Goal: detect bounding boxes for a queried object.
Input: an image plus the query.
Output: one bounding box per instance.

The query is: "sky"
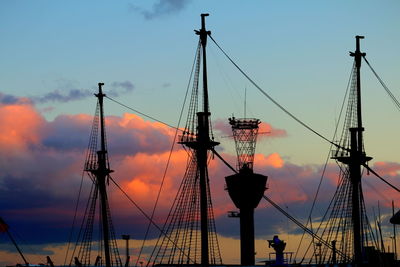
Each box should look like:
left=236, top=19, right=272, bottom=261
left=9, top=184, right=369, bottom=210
left=1, top=0, right=400, bottom=266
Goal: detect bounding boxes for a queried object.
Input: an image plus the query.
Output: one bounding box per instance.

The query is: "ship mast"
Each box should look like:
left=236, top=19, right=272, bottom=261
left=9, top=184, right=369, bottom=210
left=73, top=83, right=122, bottom=267
left=331, top=35, right=372, bottom=265
left=349, top=35, right=365, bottom=265
left=196, top=13, right=212, bottom=266
left=150, top=14, right=221, bottom=266
left=95, top=82, right=113, bottom=267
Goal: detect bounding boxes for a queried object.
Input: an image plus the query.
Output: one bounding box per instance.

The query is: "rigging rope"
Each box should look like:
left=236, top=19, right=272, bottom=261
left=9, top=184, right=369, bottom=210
left=363, top=56, right=400, bottom=112
left=63, top=171, right=85, bottom=266
left=135, top=42, right=198, bottom=267
left=108, top=176, right=196, bottom=264
left=263, top=195, right=351, bottom=262
left=208, top=35, right=340, bottom=149
left=363, top=164, right=400, bottom=193
left=210, top=144, right=353, bottom=262
left=210, top=148, right=237, bottom=174
left=295, top=61, right=355, bottom=259
left=105, top=96, right=182, bottom=132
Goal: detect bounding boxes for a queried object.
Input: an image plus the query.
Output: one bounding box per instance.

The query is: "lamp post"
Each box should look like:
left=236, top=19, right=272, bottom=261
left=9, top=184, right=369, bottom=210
left=122, top=235, right=130, bottom=267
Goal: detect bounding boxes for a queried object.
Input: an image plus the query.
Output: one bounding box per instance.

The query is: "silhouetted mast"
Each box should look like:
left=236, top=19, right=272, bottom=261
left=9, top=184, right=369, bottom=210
left=331, top=36, right=372, bottom=265
left=195, top=13, right=212, bottom=266
left=74, top=83, right=121, bottom=266
left=95, top=82, right=113, bottom=267
left=349, top=36, right=367, bottom=264
left=151, top=14, right=221, bottom=266
left=351, top=36, right=365, bottom=154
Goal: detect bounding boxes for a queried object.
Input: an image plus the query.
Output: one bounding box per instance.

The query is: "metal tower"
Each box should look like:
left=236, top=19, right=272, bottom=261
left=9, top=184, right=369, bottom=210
left=150, top=14, right=222, bottom=266
left=72, top=83, right=122, bottom=267
left=225, top=117, right=267, bottom=265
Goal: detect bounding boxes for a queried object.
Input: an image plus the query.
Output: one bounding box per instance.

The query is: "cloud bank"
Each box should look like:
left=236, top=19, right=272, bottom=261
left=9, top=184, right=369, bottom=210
left=1, top=94, right=399, bottom=265
left=31, top=80, right=135, bottom=104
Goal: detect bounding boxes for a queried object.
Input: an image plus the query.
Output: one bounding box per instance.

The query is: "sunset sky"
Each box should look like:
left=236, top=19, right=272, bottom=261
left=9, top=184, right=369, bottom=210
left=1, top=0, right=400, bottom=266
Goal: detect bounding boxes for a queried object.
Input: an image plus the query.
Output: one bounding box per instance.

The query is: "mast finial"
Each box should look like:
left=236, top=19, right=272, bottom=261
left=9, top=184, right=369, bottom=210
left=98, top=82, right=105, bottom=96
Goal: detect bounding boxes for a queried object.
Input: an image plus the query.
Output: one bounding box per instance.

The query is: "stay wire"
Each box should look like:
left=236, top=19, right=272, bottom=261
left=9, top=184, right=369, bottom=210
left=363, top=164, right=400, bottom=193
left=63, top=171, right=85, bottom=266
left=135, top=43, right=198, bottom=267
left=105, top=96, right=182, bottom=132
left=208, top=35, right=339, bottom=149
left=363, top=56, right=400, bottom=112
left=210, top=148, right=237, bottom=174
left=65, top=105, right=101, bottom=265
left=263, top=195, right=351, bottom=262
left=108, top=176, right=196, bottom=264
left=295, top=61, right=354, bottom=259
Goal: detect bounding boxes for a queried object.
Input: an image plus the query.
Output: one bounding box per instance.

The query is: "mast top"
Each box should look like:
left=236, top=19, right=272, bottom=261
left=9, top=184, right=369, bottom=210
left=195, top=13, right=211, bottom=45
left=201, top=13, right=209, bottom=28
left=350, top=35, right=366, bottom=62
left=96, top=82, right=105, bottom=98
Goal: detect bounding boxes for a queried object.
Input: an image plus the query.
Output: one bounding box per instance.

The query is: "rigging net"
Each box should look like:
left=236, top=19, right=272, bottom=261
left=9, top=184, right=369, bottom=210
left=69, top=88, right=122, bottom=267
left=148, top=17, right=222, bottom=265
left=312, top=48, right=378, bottom=264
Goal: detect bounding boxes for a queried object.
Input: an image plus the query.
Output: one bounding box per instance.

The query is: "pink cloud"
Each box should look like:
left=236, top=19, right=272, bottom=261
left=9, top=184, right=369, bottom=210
left=213, top=118, right=287, bottom=139
left=1, top=95, right=399, bottom=258
left=0, top=102, right=46, bottom=151
left=255, top=152, right=284, bottom=168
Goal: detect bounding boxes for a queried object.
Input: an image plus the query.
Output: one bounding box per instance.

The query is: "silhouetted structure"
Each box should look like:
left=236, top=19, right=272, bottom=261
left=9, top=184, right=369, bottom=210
left=268, top=235, right=286, bottom=266
left=122, top=235, right=130, bottom=267
left=70, top=83, right=122, bottom=267
left=313, top=36, right=375, bottom=265
left=0, top=217, right=29, bottom=266
left=225, top=117, right=267, bottom=265
left=149, top=14, right=221, bottom=266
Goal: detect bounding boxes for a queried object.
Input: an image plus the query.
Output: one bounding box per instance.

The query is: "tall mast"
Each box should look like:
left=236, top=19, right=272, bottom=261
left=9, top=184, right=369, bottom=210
left=348, top=35, right=368, bottom=265
left=352, top=35, right=365, bottom=153
left=95, top=82, right=113, bottom=267
left=196, top=13, right=211, bottom=266
left=151, top=14, right=222, bottom=265
left=199, top=13, right=210, bottom=114
left=330, top=36, right=372, bottom=265
left=74, top=83, right=121, bottom=266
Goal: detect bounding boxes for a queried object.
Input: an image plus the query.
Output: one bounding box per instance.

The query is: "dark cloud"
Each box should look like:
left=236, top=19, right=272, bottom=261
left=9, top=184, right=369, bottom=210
left=130, top=0, right=190, bottom=20
left=33, top=89, right=92, bottom=104
left=0, top=96, right=398, bottom=257
left=111, top=81, right=135, bottom=92
left=42, top=115, right=91, bottom=151
left=0, top=93, right=19, bottom=104
left=108, top=81, right=135, bottom=97
left=0, top=93, right=32, bottom=105
left=31, top=81, right=135, bottom=104
left=41, top=114, right=172, bottom=155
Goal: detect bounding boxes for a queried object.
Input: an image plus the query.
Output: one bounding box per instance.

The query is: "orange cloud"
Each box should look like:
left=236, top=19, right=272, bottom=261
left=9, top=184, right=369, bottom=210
left=255, top=152, right=284, bottom=168
left=0, top=103, right=45, bottom=151
left=110, top=149, right=190, bottom=214
left=3, top=95, right=399, bottom=266
left=258, top=122, right=287, bottom=138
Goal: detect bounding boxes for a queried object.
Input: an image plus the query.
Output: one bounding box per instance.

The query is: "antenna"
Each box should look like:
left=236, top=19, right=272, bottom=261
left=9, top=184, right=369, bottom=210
left=244, top=87, right=247, bottom=118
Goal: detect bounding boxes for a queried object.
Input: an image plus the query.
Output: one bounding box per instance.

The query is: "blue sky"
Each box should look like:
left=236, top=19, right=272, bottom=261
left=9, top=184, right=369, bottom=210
left=1, top=0, right=400, bottom=265
left=2, top=0, right=400, bottom=165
